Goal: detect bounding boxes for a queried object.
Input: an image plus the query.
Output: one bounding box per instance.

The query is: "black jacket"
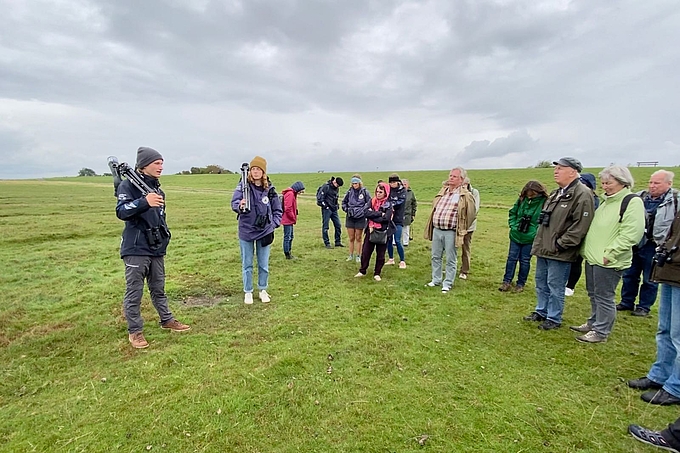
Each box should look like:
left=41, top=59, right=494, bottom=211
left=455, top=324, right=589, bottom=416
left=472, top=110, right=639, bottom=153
left=366, top=201, right=396, bottom=236
left=115, top=175, right=170, bottom=257
left=317, top=181, right=340, bottom=211
left=389, top=184, right=407, bottom=225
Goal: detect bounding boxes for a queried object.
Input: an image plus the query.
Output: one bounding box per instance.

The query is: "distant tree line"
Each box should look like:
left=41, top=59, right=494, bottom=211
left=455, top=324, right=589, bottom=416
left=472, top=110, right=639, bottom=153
left=177, top=165, right=233, bottom=175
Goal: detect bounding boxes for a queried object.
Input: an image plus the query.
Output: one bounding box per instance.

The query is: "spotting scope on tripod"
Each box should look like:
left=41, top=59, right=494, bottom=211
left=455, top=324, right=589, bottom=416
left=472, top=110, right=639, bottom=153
left=239, top=162, right=251, bottom=213
left=107, top=156, right=158, bottom=197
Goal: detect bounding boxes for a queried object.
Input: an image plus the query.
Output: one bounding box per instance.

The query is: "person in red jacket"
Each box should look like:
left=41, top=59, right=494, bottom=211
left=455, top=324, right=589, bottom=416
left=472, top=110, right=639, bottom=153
left=281, top=181, right=305, bottom=259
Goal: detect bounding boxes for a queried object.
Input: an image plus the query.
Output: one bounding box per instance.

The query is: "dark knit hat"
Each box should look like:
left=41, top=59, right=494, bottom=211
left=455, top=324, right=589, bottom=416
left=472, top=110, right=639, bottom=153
left=250, top=156, right=267, bottom=173
left=335, top=177, right=344, bottom=187
left=136, top=147, right=163, bottom=169
left=579, top=173, right=597, bottom=190
left=291, top=181, right=305, bottom=193
left=388, top=173, right=401, bottom=183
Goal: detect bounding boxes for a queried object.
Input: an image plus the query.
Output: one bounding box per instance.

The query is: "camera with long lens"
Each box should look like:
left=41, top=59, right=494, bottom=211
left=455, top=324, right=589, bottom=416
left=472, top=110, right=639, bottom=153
left=537, top=210, right=551, bottom=227
left=654, top=246, right=677, bottom=268
left=518, top=215, right=532, bottom=233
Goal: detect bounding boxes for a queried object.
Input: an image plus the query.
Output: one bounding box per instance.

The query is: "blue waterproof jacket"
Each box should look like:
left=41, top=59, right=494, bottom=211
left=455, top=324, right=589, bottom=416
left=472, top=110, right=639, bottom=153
left=231, top=180, right=283, bottom=242
left=116, top=175, right=170, bottom=257
left=342, top=186, right=372, bottom=219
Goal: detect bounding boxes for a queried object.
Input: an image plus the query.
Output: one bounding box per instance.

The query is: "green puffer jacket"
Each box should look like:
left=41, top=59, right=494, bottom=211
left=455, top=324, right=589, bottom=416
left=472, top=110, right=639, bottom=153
left=508, top=195, right=546, bottom=245
left=531, top=179, right=595, bottom=262
left=581, top=188, right=645, bottom=269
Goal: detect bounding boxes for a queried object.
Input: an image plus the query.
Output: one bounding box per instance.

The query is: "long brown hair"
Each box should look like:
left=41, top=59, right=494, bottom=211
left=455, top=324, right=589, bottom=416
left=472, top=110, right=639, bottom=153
left=520, top=180, right=548, bottom=200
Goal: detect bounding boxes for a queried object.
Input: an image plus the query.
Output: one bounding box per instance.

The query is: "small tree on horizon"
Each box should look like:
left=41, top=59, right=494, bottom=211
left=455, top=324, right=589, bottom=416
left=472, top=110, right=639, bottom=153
left=534, top=160, right=552, bottom=168
left=78, top=168, right=97, bottom=177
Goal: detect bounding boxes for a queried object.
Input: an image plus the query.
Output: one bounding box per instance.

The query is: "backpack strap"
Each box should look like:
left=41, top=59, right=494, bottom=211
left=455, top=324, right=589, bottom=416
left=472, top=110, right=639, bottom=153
left=619, top=193, right=641, bottom=223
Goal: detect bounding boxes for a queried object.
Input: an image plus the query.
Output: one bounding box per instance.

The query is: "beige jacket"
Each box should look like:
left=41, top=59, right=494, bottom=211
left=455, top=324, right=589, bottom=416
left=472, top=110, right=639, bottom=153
left=424, top=185, right=477, bottom=247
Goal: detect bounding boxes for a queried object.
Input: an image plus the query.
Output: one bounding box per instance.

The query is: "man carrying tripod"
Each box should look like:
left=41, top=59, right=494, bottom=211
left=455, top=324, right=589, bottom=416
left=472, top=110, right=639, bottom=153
left=116, top=147, right=190, bottom=349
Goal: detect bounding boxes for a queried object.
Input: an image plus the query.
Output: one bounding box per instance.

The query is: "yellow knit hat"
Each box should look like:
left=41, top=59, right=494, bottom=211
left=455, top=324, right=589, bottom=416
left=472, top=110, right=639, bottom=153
left=250, top=156, right=267, bottom=173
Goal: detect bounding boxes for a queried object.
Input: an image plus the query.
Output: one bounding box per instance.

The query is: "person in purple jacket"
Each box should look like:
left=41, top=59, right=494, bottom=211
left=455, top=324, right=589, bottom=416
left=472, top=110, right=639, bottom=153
left=231, top=156, right=282, bottom=305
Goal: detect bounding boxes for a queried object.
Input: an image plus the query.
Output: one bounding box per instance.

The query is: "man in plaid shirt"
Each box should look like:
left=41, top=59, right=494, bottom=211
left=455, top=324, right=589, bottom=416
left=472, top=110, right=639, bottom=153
left=424, top=167, right=478, bottom=293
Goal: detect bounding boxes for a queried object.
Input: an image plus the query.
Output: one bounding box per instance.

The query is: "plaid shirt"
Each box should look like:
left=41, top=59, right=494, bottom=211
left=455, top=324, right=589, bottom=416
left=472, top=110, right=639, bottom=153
left=433, top=188, right=460, bottom=230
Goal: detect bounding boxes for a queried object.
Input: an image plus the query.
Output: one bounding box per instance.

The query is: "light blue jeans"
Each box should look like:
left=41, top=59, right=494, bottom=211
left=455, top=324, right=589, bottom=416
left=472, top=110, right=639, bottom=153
left=534, top=257, right=571, bottom=324
left=239, top=239, right=270, bottom=293
left=431, top=228, right=457, bottom=289
left=387, top=224, right=405, bottom=261
left=648, top=284, right=680, bottom=398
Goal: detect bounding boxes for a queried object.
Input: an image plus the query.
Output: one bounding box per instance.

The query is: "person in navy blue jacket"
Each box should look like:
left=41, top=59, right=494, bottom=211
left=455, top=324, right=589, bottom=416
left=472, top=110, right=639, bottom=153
left=231, top=156, right=283, bottom=305
left=386, top=173, right=407, bottom=268
left=116, top=147, right=190, bottom=349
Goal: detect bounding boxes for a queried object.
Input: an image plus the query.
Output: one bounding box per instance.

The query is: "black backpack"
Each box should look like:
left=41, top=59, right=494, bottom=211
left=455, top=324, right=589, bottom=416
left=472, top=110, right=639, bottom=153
left=619, top=193, right=641, bottom=223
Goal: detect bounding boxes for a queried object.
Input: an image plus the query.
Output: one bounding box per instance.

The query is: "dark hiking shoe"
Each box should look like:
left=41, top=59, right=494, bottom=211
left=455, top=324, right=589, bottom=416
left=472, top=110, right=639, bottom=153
left=628, top=424, right=680, bottom=452
left=129, top=332, right=149, bottom=349
left=641, top=389, right=680, bottom=406
left=538, top=320, right=561, bottom=330
left=335, top=243, right=345, bottom=247
left=325, top=244, right=333, bottom=249
left=632, top=307, right=650, bottom=317
left=161, top=319, right=191, bottom=332
left=523, top=312, right=546, bottom=322
left=616, top=303, right=633, bottom=311
left=498, top=282, right=512, bottom=292
left=628, top=377, right=663, bottom=390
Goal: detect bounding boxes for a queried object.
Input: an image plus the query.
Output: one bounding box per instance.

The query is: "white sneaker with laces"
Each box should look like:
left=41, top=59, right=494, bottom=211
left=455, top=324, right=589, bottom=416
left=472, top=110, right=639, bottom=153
left=459, top=273, right=467, bottom=280
left=244, top=292, right=254, bottom=304
left=354, top=272, right=365, bottom=277
left=442, top=286, right=451, bottom=293
left=426, top=281, right=440, bottom=287
left=386, top=259, right=395, bottom=265
left=259, top=290, right=271, bottom=303
left=374, top=275, right=382, bottom=281
left=565, top=288, right=575, bottom=296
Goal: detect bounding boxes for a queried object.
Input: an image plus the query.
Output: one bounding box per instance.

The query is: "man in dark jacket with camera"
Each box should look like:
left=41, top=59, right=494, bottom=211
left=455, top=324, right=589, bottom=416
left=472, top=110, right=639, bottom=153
left=116, top=147, right=190, bottom=349
left=524, top=157, right=594, bottom=330
left=626, top=207, right=680, bottom=406
left=317, top=176, right=344, bottom=248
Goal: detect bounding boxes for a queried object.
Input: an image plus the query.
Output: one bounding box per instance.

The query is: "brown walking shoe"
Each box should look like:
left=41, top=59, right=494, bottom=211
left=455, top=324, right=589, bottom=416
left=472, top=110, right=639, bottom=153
left=161, top=319, right=191, bottom=332
left=129, top=332, right=149, bottom=349
left=498, top=282, right=512, bottom=292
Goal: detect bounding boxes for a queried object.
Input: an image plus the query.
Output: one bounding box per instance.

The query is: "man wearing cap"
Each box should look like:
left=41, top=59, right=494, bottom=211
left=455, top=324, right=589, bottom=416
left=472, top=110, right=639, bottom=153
left=386, top=173, right=407, bottom=268
left=618, top=170, right=678, bottom=316
left=316, top=176, right=344, bottom=248
left=524, top=157, right=594, bottom=330
left=116, top=147, right=190, bottom=349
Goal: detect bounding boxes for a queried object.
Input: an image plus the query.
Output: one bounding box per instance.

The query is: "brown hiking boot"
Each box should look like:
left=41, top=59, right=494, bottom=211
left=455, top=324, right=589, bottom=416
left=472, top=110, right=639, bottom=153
left=129, top=332, right=149, bottom=349
left=513, top=285, right=524, bottom=293
left=498, top=282, right=512, bottom=292
left=161, top=319, right=191, bottom=332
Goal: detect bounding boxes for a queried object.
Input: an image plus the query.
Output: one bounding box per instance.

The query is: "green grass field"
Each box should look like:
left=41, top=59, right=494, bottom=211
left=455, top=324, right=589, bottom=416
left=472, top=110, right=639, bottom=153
left=1, top=166, right=678, bottom=452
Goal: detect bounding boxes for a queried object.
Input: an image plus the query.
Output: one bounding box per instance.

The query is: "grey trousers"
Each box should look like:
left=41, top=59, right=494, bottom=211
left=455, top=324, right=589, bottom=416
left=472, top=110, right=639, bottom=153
left=123, top=255, right=173, bottom=334
left=431, top=228, right=457, bottom=289
left=584, top=263, right=623, bottom=337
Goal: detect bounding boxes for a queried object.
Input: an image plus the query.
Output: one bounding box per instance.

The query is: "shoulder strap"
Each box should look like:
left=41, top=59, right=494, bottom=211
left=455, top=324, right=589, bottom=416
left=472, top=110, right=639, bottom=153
left=619, top=193, right=641, bottom=223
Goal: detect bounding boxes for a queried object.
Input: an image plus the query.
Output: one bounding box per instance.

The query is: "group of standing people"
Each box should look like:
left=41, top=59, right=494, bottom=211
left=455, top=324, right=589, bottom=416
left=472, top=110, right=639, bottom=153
left=113, top=148, right=680, bottom=451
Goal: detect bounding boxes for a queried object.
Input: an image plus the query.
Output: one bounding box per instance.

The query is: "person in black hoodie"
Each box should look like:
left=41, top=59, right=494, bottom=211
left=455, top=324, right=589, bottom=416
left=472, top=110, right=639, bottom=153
left=386, top=173, right=407, bottom=268
left=116, top=147, right=190, bottom=349
left=316, top=176, right=344, bottom=248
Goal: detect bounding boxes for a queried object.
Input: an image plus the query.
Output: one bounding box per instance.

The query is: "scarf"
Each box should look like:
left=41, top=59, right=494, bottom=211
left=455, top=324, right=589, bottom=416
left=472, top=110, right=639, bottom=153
left=369, top=182, right=391, bottom=229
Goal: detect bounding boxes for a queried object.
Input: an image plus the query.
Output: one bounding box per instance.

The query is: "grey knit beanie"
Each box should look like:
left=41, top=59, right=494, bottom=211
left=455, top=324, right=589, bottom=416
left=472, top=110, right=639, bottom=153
left=136, top=147, right=163, bottom=169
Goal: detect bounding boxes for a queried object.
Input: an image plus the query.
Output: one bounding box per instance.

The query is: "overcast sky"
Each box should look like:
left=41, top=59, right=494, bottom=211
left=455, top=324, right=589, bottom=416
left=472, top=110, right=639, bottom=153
left=1, top=0, right=679, bottom=178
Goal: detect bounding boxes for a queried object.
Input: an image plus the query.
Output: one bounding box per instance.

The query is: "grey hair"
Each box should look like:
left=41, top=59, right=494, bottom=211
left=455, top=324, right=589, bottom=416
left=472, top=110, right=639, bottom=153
left=599, top=165, right=634, bottom=188
left=651, top=169, right=675, bottom=183
left=452, top=166, right=468, bottom=181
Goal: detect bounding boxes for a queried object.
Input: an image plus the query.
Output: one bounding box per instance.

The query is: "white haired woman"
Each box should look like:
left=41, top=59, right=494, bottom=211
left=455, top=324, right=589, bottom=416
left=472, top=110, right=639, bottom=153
left=570, top=165, right=645, bottom=342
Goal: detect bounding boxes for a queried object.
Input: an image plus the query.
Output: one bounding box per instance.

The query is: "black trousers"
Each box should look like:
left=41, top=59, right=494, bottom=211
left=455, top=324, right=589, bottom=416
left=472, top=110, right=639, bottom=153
left=662, top=418, right=680, bottom=449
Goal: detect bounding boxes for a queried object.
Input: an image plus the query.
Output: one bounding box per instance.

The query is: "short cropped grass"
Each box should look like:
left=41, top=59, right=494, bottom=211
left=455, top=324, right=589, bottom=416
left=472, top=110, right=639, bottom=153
left=0, top=166, right=677, bottom=452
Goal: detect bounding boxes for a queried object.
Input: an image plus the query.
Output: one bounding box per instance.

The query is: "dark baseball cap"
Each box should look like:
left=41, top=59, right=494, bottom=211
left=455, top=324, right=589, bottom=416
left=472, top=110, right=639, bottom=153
left=552, top=157, right=583, bottom=172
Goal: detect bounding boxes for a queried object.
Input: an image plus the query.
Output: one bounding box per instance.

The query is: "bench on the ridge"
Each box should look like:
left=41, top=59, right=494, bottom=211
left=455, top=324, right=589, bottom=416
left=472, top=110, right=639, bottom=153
left=637, top=161, right=659, bottom=167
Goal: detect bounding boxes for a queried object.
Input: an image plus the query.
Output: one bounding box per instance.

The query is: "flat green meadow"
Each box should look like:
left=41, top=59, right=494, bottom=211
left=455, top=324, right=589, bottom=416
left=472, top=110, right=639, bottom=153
left=0, top=166, right=677, bottom=452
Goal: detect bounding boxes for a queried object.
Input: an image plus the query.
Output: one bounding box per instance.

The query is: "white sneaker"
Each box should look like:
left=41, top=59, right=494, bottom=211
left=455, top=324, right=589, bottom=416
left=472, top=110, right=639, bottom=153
left=399, top=261, right=406, bottom=269
left=355, top=255, right=361, bottom=263
left=442, top=286, right=451, bottom=293
left=374, top=275, right=382, bottom=281
left=346, top=255, right=354, bottom=261
left=426, top=281, right=440, bottom=287
left=459, top=273, right=468, bottom=280
left=354, top=272, right=365, bottom=278
left=565, top=288, right=574, bottom=297
left=386, top=259, right=395, bottom=265
left=244, top=292, right=254, bottom=304
left=259, top=290, right=271, bottom=303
